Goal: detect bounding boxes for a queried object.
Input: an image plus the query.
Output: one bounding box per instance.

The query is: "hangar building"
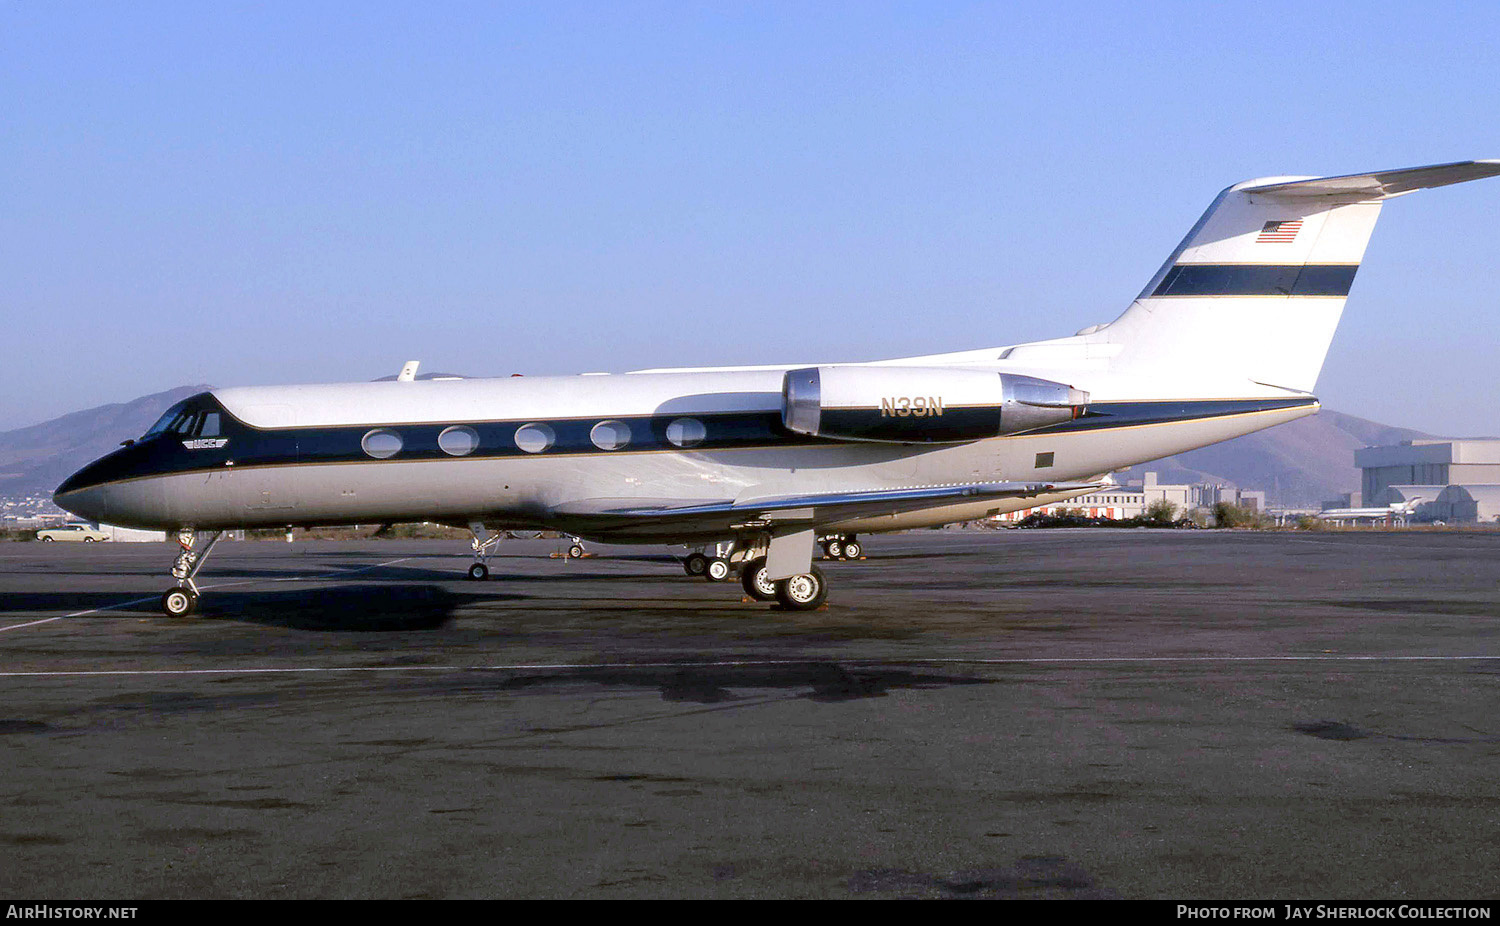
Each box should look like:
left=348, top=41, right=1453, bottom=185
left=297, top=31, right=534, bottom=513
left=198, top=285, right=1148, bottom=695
left=1354, top=439, right=1500, bottom=524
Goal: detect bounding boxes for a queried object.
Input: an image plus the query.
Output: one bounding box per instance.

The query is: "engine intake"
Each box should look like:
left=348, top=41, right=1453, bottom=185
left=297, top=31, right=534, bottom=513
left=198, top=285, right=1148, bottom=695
left=782, top=366, right=1087, bottom=443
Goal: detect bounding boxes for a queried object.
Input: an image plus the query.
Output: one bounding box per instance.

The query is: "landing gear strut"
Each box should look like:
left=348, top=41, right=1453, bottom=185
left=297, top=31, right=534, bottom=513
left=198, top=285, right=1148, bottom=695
left=160, top=527, right=223, bottom=616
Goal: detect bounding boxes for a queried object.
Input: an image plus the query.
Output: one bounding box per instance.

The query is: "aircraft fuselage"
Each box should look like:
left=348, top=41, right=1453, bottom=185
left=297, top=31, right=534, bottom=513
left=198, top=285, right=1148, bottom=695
left=56, top=368, right=1316, bottom=541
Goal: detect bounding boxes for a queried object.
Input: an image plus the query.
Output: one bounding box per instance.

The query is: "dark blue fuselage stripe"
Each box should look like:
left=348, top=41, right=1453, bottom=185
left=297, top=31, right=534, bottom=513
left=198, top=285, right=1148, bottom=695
left=55, top=394, right=1319, bottom=495
left=1151, top=264, right=1357, bottom=298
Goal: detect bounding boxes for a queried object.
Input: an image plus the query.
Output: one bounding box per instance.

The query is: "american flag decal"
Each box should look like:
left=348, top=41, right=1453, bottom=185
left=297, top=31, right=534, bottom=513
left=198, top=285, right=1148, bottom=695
left=1257, top=219, right=1303, bottom=243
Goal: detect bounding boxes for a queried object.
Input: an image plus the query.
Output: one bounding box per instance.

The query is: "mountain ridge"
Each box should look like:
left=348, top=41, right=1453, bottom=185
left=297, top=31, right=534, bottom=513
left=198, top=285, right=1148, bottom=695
left=0, top=385, right=211, bottom=496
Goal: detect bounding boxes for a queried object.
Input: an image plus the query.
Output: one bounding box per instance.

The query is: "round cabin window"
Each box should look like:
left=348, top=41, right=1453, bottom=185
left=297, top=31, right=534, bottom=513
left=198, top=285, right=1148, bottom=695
left=590, top=420, right=632, bottom=451
left=438, top=425, right=480, bottom=457
left=361, top=429, right=403, bottom=459
left=514, top=423, right=556, bottom=454
left=666, top=417, right=706, bottom=448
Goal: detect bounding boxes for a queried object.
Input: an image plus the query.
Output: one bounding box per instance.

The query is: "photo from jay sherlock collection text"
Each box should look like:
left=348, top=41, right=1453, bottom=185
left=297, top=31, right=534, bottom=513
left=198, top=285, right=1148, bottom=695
left=1177, top=907, right=1493, bottom=920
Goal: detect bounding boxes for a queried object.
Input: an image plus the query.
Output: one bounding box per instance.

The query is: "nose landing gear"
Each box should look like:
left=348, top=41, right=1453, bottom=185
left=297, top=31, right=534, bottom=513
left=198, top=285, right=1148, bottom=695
left=466, top=522, right=501, bottom=580
left=160, top=527, right=223, bottom=616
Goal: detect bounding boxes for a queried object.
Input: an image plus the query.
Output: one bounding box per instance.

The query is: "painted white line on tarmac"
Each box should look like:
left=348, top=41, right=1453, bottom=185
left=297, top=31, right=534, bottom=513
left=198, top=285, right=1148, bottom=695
left=2, top=653, right=1498, bottom=679
left=0, top=557, right=413, bottom=635
left=915, top=655, right=1500, bottom=664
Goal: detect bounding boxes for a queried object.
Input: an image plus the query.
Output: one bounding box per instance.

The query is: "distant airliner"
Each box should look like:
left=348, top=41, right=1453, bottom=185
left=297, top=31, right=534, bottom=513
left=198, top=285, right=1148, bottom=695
left=54, top=160, right=1500, bottom=615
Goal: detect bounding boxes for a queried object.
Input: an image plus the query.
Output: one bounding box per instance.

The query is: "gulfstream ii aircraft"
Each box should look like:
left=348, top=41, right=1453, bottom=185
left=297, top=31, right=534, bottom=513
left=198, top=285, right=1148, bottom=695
left=55, top=160, right=1500, bottom=616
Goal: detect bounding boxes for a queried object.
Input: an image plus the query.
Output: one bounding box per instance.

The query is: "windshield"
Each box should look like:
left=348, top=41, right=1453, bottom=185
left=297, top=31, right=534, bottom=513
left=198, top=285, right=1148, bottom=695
left=141, top=395, right=223, bottom=439
left=143, top=401, right=192, bottom=438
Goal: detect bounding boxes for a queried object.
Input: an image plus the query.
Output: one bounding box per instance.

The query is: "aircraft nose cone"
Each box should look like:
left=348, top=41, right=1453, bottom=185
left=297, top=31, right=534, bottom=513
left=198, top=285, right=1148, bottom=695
left=54, top=441, right=176, bottom=530
left=56, top=454, right=112, bottom=497
left=54, top=453, right=126, bottom=521
left=53, top=483, right=110, bottom=523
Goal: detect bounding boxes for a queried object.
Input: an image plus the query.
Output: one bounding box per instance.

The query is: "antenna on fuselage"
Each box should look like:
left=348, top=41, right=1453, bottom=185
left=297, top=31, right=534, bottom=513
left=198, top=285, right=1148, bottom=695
left=397, top=360, right=420, bottom=383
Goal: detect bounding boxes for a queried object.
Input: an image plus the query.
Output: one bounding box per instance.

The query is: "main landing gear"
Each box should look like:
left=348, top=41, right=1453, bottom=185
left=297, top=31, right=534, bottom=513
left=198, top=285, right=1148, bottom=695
left=737, top=556, right=828, bottom=610
left=160, top=527, right=223, bottom=616
left=458, top=526, right=835, bottom=610
left=682, top=538, right=829, bottom=611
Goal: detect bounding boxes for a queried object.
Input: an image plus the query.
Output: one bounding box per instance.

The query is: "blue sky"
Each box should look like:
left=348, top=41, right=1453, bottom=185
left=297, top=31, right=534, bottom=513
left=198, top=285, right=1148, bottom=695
left=3, top=1, right=1498, bottom=435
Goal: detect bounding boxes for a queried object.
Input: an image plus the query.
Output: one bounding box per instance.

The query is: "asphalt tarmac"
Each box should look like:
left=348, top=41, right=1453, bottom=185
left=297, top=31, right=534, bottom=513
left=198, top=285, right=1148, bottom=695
left=1, top=529, right=1498, bottom=899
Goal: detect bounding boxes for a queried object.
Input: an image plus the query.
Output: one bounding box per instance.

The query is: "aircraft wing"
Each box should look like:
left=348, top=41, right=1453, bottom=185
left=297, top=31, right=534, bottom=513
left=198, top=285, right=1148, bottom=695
left=550, top=481, right=1103, bottom=538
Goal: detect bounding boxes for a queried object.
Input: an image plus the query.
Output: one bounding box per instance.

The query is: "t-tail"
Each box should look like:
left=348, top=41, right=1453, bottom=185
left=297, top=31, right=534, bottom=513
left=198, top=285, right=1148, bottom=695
left=1000, top=160, right=1500, bottom=396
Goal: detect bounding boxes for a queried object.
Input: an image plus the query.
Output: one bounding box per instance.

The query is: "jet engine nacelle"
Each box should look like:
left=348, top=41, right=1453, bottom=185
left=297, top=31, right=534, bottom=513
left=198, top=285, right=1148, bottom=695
left=781, top=366, right=1088, bottom=443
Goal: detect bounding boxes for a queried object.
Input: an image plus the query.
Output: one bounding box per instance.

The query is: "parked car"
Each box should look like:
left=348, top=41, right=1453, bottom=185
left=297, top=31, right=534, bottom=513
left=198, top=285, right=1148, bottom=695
left=36, top=523, right=110, bottom=542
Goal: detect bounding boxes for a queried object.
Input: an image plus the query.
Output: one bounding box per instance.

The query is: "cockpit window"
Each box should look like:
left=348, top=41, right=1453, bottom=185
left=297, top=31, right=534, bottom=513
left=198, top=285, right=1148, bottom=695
left=143, top=401, right=192, bottom=438
left=142, top=397, right=225, bottom=440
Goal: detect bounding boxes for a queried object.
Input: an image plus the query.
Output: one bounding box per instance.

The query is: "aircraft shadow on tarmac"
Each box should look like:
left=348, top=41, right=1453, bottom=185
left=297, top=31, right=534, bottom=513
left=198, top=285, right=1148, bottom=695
left=311, top=558, right=692, bottom=584
left=1290, top=720, right=1500, bottom=745
left=2, top=585, right=514, bottom=631
left=195, top=584, right=505, bottom=631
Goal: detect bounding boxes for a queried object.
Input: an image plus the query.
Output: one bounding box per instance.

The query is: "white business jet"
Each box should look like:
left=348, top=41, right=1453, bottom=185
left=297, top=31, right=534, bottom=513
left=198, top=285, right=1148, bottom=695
left=54, top=160, right=1500, bottom=615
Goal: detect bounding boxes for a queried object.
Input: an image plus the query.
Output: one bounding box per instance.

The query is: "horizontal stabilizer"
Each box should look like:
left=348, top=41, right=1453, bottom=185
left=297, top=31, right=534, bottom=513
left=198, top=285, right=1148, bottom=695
left=1241, top=160, right=1500, bottom=200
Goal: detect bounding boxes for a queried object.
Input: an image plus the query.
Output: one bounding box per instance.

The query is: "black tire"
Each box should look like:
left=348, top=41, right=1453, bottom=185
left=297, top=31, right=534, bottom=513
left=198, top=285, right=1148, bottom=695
left=826, top=539, right=843, bottom=559
left=684, top=552, right=708, bottom=576
left=567, top=544, right=585, bottom=559
left=842, top=540, right=862, bottom=560
left=704, top=557, right=731, bottom=582
left=161, top=586, right=197, bottom=617
left=41, top=537, right=54, bottom=542
left=467, top=562, right=489, bottom=581
left=83, top=537, right=96, bottom=543
left=740, top=556, right=777, bottom=601
left=775, top=567, right=827, bottom=611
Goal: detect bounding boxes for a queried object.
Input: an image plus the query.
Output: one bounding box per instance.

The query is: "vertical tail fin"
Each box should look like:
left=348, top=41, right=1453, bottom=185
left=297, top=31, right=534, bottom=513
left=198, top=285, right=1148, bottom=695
left=1091, top=160, right=1500, bottom=393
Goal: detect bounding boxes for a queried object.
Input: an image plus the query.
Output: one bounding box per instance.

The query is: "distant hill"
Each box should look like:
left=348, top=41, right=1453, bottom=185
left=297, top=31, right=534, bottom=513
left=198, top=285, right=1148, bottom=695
left=1114, top=409, right=1436, bottom=507
left=0, top=385, right=1441, bottom=506
left=0, top=385, right=210, bottom=496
